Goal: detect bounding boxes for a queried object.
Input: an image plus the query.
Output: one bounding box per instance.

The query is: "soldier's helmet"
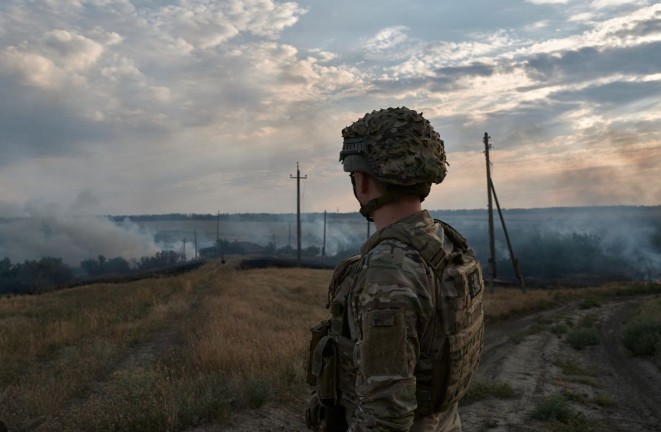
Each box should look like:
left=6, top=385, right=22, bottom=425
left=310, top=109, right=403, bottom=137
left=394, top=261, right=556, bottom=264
left=339, top=107, right=448, bottom=186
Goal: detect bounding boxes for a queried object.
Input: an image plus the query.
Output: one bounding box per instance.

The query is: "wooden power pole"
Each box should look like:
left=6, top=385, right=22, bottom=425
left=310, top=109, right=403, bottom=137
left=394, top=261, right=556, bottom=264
left=484, top=133, right=497, bottom=293
left=322, top=210, right=327, bottom=257
left=290, top=162, right=307, bottom=264
left=484, top=132, right=526, bottom=293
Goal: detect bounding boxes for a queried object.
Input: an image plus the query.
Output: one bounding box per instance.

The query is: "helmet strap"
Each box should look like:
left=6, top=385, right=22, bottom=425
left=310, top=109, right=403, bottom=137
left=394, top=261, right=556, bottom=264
left=358, top=183, right=432, bottom=222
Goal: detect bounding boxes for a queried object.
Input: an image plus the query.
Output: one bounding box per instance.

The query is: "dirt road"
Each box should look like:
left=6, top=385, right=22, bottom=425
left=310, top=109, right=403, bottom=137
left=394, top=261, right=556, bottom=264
left=460, top=296, right=661, bottom=432
left=209, top=296, right=661, bottom=432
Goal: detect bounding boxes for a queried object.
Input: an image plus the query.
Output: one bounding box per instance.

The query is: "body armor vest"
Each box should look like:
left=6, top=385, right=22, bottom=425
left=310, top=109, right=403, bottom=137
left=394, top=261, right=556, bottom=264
left=325, top=218, right=484, bottom=423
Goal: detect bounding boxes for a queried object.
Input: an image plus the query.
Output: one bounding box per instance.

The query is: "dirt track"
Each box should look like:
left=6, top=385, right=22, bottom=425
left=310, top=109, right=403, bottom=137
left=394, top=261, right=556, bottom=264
left=200, top=296, right=661, bottom=432
left=460, top=296, right=661, bottom=432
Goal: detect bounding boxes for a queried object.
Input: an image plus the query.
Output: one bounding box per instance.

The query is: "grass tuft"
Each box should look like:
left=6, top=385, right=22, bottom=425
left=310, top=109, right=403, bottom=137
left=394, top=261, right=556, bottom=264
left=621, top=298, right=661, bottom=357
left=566, top=328, right=600, bottom=350
left=553, top=357, right=597, bottom=377
left=461, top=378, right=517, bottom=404
left=532, top=394, right=600, bottom=432
left=592, top=394, right=616, bottom=407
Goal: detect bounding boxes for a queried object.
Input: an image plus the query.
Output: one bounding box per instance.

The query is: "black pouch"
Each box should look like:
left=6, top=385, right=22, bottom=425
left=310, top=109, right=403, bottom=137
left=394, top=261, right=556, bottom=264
left=305, top=393, right=323, bottom=430
left=305, top=393, right=347, bottom=432
left=311, top=335, right=338, bottom=406
left=307, top=320, right=330, bottom=386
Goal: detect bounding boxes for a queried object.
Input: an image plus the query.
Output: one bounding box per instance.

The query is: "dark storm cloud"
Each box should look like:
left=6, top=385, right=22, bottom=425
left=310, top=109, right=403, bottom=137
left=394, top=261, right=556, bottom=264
left=610, top=13, right=661, bottom=39
left=435, top=63, right=495, bottom=78
left=524, top=41, right=661, bottom=83
left=368, top=61, right=495, bottom=95
left=480, top=101, right=576, bottom=151
left=550, top=80, right=661, bottom=107
left=0, top=80, right=117, bottom=164
left=429, top=62, right=495, bottom=92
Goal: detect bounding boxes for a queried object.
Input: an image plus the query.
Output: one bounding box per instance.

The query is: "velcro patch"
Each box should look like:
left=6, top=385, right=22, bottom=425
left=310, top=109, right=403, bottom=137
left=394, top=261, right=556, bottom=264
left=468, top=269, right=482, bottom=299
left=371, top=310, right=396, bottom=327
left=361, top=310, right=407, bottom=377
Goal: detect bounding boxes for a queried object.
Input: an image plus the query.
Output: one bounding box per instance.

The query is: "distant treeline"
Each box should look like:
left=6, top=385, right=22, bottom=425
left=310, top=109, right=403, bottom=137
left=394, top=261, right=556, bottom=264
left=0, top=250, right=187, bottom=295
left=109, top=212, right=364, bottom=223
left=104, top=205, right=660, bottom=223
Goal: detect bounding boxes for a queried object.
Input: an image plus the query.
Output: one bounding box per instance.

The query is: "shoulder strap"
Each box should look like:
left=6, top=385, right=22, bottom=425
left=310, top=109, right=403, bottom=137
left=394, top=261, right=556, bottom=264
left=327, top=255, right=360, bottom=308
left=364, top=219, right=463, bottom=277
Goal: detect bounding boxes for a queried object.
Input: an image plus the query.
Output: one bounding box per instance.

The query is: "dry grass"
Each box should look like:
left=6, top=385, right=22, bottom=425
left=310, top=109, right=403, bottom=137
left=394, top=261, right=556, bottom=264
left=0, top=260, right=330, bottom=431
left=0, top=261, right=653, bottom=431
left=482, top=287, right=556, bottom=321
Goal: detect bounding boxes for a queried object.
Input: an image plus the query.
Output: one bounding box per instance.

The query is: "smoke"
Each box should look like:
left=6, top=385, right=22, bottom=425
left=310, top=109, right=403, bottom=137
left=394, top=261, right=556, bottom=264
left=435, top=207, right=661, bottom=281
left=0, top=200, right=159, bottom=266
left=175, top=213, right=368, bottom=257
left=2, top=201, right=658, bottom=281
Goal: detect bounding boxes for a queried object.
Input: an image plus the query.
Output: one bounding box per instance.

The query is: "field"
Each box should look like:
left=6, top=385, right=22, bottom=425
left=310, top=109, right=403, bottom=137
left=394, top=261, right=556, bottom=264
left=1, top=259, right=660, bottom=431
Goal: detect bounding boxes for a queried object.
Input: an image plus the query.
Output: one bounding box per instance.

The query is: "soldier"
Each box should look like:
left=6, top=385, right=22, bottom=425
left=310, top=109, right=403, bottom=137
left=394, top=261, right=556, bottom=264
left=306, top=107, right=485, bottom=432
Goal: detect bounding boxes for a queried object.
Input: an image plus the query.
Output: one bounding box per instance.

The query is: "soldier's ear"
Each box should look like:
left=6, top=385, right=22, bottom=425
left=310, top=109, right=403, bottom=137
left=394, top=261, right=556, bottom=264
left=355, top=172, right=373, bottom=195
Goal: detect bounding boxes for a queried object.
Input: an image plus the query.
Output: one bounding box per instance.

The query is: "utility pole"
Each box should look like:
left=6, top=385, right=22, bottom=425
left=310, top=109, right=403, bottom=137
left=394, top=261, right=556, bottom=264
left=484, top=133, right=496, bottom=293
left=194, top=229, right=198, bottom=260
left=216, top=210, right=220, bottom=258
left=180, top=238, right=187, bottom=262
left=484, top=132, right=526, bottom=293
left=322, top=210, right=327, bottom=257
left=290, top=162, right=307, bottom=264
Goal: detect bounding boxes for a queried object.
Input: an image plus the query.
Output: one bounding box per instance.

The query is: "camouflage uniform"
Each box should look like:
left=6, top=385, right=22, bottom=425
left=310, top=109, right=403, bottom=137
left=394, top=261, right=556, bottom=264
left=306, top=107, right=483, bottom=432
left=339, top=211, right=465, bottom=431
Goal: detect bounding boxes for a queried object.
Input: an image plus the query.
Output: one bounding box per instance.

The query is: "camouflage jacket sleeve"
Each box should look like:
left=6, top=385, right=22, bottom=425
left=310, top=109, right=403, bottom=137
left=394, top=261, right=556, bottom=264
left=348, top=240, right=435, bottom=432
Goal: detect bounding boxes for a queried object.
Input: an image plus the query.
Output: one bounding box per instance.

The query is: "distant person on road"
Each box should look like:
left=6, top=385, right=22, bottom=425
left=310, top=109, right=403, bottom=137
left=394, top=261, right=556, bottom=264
left=306, top=107, right=485, bottom=431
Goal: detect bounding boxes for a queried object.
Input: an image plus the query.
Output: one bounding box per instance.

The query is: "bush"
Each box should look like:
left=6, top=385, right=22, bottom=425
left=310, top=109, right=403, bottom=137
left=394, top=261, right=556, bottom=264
left=532, top=394, right=595, bottom=431
left=551, top=322, right=571, bottom=336
left=579, top=298, right=600, bottom=309
left=462, top=378, right=516, bottom=404
left=245, top=378, right=272, bottom=408
left=533, top=394, right=577, bottom=422
left=622, top=298, right=661, bottom=357
left=566, top=328, right=599, bottom=350
left=622, top=319, right=661, bottom=356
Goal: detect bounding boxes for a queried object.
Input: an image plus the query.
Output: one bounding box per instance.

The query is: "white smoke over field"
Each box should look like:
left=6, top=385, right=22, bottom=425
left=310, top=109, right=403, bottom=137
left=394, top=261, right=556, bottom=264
left=0, top=203, right=159, bottom=266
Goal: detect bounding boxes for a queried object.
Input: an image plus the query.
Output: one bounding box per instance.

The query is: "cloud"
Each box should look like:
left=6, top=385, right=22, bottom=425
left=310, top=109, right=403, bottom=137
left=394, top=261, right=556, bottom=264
left=147, top=0, right=306, bottom=50
left=524, top=42, right=661, bottom=84
left=550, top=79, right=661, bottom=108
left=0, top=28, right=105, bottom=89
left=362, top=26, right=412, bottom=60
left=0, top=0, right=658, bottom=216
left=525, top=0, right=569, bottom=4
left=0, top=0, right=319, bottom=165
left=590, top=0, right=648, bottom=9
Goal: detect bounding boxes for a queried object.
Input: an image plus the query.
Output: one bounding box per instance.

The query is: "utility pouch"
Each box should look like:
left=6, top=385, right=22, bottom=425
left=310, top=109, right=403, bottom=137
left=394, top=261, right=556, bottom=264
left=305, top=393, right=323, bottom=431
left=324, top=404, right=348, bottom=432
left=305, top=394, right=347, bottom=432
left=307, top=320, right=330, bottom=386
left=311, top=335, right=338, bottom=406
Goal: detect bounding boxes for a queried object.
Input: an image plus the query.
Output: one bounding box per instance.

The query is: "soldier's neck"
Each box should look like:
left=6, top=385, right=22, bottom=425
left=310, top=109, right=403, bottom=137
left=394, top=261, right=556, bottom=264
left=371, top=197, right=422, bottom=230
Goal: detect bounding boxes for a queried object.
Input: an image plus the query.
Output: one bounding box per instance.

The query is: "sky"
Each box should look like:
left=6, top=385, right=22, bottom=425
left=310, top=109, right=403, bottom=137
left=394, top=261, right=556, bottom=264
left=0, top=0, right=659, bottom=217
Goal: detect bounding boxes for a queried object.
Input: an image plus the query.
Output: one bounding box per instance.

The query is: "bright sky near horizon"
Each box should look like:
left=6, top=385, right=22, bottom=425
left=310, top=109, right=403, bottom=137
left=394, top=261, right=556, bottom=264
left=0, top=0, right=659, bottom=217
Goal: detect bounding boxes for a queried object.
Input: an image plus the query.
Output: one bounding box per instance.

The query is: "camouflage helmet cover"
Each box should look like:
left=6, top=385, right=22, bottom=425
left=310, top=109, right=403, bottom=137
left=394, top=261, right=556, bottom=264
left=340, top=107, right=448, bottom=186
